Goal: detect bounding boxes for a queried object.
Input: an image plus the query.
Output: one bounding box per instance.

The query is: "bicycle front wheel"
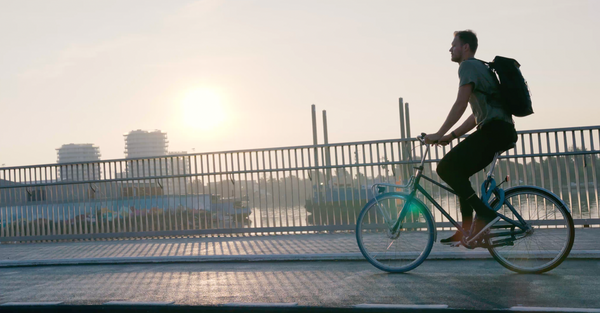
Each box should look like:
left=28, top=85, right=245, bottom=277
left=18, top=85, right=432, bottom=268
left=356, top=192, right=434, bottom=273
left=488, top=186, right=575, bottom=274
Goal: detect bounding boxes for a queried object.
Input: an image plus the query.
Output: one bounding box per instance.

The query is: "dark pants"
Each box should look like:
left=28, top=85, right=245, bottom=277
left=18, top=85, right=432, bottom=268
left=436, top=120, right=517, bottom=221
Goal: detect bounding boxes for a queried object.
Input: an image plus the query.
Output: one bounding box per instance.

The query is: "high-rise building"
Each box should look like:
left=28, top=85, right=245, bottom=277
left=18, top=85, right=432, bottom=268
left=124, top=130, right=169, bottom=179
left=167, top=151, right=189, bottom=174
left=124, top=129, right=168, bottom=158
left=167, top=151, right=190, bottom=194
left=122, top=130, right=193, bottom=195
left=56, top=143, right=102, bottom=181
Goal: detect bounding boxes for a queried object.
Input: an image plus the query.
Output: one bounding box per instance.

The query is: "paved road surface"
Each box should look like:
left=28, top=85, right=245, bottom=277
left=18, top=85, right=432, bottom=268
left=2, top=229, right=599, bottom=266
left=1, top=259, right=599, bottom=310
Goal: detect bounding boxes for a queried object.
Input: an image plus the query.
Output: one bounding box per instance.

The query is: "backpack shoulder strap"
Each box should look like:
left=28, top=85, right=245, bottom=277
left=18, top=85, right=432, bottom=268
left=473, top=58, right=490, bottom=65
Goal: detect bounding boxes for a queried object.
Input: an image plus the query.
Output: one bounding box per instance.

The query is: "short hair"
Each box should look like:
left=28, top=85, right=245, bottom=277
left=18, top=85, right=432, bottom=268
left=454, top=30, right=478, bottom=53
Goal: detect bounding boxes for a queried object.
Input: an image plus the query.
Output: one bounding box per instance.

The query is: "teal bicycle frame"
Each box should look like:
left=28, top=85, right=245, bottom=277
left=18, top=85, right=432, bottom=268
left=372, top=139, right=531, bottom=247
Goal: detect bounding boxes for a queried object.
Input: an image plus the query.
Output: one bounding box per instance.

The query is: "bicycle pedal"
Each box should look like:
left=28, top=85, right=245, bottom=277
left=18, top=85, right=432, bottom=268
left=449, top=242, right=462, bottom=248
left=490, top=238, right=515, bottom=247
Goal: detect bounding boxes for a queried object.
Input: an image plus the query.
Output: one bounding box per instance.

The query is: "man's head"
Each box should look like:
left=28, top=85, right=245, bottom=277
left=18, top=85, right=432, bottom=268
left=450, top=30, right=478, bottom=63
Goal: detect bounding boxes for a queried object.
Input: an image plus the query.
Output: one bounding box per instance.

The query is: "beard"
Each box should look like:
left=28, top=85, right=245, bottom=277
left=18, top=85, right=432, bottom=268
left=451, top=52, right=462, bottom=63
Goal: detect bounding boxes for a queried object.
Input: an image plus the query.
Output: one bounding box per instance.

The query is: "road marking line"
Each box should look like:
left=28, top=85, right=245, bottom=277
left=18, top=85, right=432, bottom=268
left=1, top=302, right=63, bottom=306
left=355, top=304, right=449, bottom=309
left=510, top=307, right=600, bottom=312
left=224, top=303, right=299, bottom=307
left=103, top=301, right=174, bottom=305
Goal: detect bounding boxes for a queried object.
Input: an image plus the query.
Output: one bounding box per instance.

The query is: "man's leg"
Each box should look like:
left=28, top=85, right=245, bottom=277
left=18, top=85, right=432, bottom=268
left=459, top=197, right=473, bottom=231
left=440, top=197, right=472, bottom=243
left=437, top=121, right=518, bottom=242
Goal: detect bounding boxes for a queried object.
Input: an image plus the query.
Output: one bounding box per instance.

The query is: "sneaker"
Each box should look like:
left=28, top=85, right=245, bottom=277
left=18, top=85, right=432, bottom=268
left=440, top=231, right=462, bottom=244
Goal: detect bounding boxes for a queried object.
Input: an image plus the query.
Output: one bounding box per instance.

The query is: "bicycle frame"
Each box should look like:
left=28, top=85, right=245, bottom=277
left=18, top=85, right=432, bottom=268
left=371, top=138, right=530, bottom=245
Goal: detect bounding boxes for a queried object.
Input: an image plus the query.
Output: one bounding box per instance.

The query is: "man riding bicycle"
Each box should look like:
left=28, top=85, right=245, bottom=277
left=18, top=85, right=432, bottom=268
left=424, top=30, right=518, bottom=243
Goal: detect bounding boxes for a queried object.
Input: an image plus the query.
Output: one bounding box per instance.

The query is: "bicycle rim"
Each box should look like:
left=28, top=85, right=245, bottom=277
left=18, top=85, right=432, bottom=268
left=356, top=193, right=434, bottom=273
left=488, top=187, right=575, bottom=273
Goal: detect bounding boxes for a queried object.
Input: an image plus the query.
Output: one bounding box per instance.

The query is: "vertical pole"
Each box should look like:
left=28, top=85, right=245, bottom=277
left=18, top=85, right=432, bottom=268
left=311, top=105, right=318, bottom=147
left=312, top=104, right=319, bottom=179
left=322, top=110, right=332, bottom=225
left=405, top=102, right=413, bottom=183
left=399, top=98, right=406, bottom=139
left=323, top=110, right=331, bottom=184
left=405, top=102, right=411, bottom=139
left=322, top=110, right=329, bottom=145
left=399, top=97, right=407, bottom=184
left=311, top=104, right=321, bottom=204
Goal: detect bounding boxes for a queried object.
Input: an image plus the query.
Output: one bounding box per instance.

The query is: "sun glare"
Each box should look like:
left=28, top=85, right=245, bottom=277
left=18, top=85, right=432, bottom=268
left=181, top=88, right=226, bottom=131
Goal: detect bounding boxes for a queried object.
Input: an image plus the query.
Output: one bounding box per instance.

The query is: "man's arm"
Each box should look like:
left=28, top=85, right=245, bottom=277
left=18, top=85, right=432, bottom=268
left=453, top=114, right=476, bottom=137
left=437, top=114, right=476, bottom=145
left=424, top=83, right=473, bottom=144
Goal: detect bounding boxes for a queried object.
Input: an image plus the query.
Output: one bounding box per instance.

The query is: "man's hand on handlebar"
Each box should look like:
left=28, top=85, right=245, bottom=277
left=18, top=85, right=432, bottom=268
left=437, top=134, right=453, bottom=146
left=424, top=133, right=442, bottom=144
left=423, top=133, right=453, bottom=146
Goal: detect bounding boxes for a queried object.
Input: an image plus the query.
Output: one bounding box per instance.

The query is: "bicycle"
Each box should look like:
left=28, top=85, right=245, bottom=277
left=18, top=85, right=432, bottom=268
left=355, top=133, right=575, bottom=274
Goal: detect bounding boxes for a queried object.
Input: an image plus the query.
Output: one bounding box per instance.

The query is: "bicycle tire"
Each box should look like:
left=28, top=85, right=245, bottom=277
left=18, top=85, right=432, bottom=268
left=487, top=186, right=575, bottom=274
left=356, top=192, right=435, bottom=273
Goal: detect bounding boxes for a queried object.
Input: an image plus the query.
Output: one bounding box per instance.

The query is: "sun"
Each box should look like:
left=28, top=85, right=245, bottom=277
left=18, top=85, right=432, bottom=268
left=181, top=88, right=226, bottom=131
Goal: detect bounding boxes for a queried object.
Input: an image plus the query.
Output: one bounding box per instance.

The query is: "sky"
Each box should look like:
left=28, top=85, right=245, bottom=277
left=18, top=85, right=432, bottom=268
left=1, top=0, right=599, bottom=167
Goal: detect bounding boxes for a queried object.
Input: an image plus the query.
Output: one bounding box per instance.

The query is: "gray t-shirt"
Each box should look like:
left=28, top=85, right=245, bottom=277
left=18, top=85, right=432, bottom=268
left=459, top=58, right=513, bottom=128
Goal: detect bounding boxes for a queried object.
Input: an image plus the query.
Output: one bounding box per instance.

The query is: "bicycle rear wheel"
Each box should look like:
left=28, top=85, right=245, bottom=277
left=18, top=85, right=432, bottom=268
left=356, top=192, right=434, bottom=273
left=488, top=186, right=575, bottom=273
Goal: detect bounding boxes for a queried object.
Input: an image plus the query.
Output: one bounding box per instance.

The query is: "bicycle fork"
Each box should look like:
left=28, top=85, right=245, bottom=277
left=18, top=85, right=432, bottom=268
left=372, top=196, right=413, bottom=238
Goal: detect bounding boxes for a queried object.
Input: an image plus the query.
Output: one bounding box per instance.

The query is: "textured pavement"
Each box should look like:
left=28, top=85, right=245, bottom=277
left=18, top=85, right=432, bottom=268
left=1, top=227, right=599, bottom=266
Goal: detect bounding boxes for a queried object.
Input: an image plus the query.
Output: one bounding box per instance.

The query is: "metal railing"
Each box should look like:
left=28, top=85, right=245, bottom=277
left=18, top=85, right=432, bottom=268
left=1, top=125, right=599, bottom=242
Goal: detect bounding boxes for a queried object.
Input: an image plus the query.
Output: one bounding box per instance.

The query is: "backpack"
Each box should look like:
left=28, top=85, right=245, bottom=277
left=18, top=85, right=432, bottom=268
left=484, top=56, right=534, bottom=117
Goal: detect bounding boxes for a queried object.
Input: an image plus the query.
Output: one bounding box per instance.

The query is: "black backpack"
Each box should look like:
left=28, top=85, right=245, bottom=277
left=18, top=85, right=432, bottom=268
left=483, top=56, right=534, bottom=117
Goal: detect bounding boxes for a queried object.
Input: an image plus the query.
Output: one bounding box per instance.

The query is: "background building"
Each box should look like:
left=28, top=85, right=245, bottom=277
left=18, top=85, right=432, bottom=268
left=124, top=130, right=168, bottom=178
left=56, top=143, right=102, bottom=181
left=167, top=151, right=190, bottom=194
left=124, top=129, right=168, bottom=159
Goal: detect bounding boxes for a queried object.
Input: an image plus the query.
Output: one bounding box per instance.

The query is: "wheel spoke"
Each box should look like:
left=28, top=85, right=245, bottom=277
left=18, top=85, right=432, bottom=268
left=488, top=187, right=574, bottom=273
left=386, top=240, right=396, bottom=251
left=356, top=193, right=434, bottom=273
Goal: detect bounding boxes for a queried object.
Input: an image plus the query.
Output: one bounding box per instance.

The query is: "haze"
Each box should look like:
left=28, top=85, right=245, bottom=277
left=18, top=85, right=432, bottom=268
left=1, top=0, right=598, bottom=167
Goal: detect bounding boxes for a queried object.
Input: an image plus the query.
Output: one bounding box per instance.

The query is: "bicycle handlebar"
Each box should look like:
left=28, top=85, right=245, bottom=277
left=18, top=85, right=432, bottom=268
left=418, top=132, right=427, bottom=144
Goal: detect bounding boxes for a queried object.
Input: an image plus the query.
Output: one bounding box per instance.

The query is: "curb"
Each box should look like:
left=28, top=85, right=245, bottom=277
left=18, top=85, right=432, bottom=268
left=1, top=250, right=599, bottom=267
left=1, top=303, right=599, bottom=313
